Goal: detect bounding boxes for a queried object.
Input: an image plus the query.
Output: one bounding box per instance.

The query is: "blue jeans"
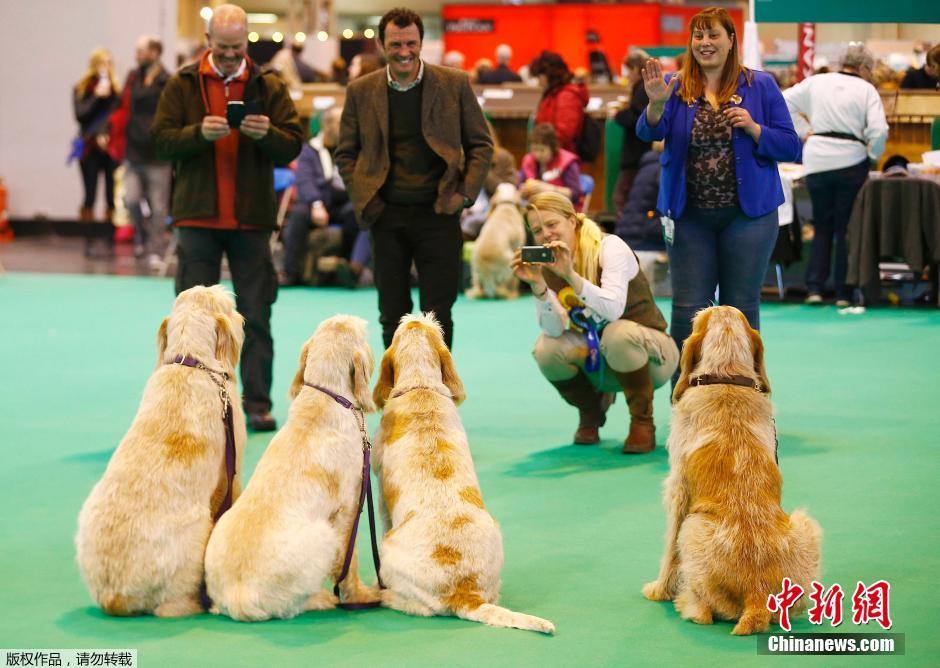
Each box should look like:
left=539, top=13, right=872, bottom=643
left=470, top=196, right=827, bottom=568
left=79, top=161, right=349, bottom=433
left=667, top=206, right=779, bottom=381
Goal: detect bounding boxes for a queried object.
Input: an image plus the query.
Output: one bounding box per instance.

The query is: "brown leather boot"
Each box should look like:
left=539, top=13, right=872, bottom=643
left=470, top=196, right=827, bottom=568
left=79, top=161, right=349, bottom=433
left=79, top=206, right=95, bottom=222
left=549, top=374, right=615, bottom=445
left=614, top=364, right=656, bottom=454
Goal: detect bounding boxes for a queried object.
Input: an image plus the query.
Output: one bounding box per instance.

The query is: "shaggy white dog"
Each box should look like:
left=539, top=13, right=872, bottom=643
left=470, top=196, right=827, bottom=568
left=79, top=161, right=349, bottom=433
left=204, top=315, right=379, bottom=620
left=372, top=313, right=555, bottom=634
left=466, top=183, right=526, bottom=300
left=76, top=285, right=246, bottom=616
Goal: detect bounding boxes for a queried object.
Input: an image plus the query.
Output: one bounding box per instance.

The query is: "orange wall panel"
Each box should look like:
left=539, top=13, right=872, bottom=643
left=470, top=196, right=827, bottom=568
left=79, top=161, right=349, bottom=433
left=443, top=3, right=660, bottom=73
left=443, top=4, right=743, bottom=72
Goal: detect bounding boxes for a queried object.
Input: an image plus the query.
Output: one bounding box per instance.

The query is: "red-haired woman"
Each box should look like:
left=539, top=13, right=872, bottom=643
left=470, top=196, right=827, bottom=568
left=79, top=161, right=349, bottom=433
left=636, top=7, right=799, bottom=383
left=529, top=51, right=588, bottom=154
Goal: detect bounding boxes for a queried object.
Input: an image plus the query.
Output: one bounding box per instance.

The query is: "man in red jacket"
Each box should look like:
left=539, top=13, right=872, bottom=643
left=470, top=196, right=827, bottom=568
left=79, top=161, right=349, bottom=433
left=152, top=4, right=303, bottom=431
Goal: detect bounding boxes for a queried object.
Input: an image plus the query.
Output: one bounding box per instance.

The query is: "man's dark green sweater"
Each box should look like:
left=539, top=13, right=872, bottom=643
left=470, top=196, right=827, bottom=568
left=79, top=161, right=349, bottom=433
left=379, top=83, right=447, bottom=206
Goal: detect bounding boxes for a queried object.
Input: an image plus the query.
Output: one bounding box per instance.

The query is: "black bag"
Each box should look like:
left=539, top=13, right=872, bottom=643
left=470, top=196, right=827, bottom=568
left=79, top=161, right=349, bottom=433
left=576, top=114, right=602, bottom=163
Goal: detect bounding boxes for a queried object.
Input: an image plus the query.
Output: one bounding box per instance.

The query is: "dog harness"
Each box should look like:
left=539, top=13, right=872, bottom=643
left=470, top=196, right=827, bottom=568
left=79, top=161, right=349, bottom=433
left=304, top=382, right=385, bottom=609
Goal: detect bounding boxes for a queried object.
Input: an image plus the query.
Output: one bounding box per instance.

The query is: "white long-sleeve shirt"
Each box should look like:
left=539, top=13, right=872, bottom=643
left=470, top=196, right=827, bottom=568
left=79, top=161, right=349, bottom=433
left=783, top=72, right=888, bottom=176
left=534, top=235, right=639, bottom=336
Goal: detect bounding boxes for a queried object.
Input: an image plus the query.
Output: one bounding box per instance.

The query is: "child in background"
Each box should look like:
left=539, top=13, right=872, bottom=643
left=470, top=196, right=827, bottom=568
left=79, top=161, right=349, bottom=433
left=520, top=123, right=584, bottom=211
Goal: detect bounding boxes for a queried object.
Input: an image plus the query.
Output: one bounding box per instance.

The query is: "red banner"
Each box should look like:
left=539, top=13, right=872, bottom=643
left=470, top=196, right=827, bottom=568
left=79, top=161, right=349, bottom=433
left=797, top=23, right=815, bottom=82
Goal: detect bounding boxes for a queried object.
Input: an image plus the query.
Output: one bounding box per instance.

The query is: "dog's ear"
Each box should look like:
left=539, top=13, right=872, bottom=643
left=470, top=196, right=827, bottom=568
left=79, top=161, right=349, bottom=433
left=353, top=348, right=377, bottom=413
left=672, top=311, right=710, bottom=404
left=438, top=344, right=466, bottom=406
left=372, top=347, right=395, bottom=409
left=155, top=317, right=169, bottom=368
left=215, top=314, right=242, bottom=371
left=748, top=326, right=771, bottom=395
left=288, top=341, right=310, bottom=399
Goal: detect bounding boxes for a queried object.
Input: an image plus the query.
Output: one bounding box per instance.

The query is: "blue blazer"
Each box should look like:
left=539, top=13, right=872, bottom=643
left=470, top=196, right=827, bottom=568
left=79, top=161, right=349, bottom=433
left=636, top=70, right=800, bottom=220
left=293, top=142, right=331, bottom=211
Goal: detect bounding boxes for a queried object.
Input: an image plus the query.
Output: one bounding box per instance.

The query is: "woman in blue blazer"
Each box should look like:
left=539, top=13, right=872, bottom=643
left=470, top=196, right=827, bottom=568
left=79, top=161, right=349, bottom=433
left=636, top=8, right=799, bottom=383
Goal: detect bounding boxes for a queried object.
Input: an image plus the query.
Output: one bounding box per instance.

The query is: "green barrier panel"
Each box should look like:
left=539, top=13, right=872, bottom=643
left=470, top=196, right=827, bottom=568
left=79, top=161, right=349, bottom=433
left=604, top=117, right=624, bottom=212
left=755, top=0, right=935, bottom=23
left=308, top=111, right=321, bottom=139
left=637, top=46, right=686, bottom=58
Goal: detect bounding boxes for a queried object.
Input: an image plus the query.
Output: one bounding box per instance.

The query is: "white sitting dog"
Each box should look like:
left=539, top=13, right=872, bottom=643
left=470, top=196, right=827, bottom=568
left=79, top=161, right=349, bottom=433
left=466, top=182, right=526, bottom=300
left=204, top=315, right=379, bottom=621
left=76, top=285, right=246, bottom=617
left=372, top=313, right=555, bottom=634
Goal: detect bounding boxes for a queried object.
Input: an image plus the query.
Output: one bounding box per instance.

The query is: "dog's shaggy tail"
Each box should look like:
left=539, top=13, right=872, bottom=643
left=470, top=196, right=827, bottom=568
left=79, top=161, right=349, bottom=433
left=786, top=509, right=823, bottom=594
left=207, top=517, right=340, bottom=622
left=731, top=510, right=822, bottom=636
left=100, top=593, right=142, bottom=617
left=211, top=584, right=274, bottom=622
left=456, top=602, right=555, bottom=634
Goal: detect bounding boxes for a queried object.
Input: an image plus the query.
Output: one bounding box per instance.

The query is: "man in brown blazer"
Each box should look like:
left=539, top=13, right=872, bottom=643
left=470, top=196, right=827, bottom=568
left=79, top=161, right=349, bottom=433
left=335, top=7, right=493, bottom=348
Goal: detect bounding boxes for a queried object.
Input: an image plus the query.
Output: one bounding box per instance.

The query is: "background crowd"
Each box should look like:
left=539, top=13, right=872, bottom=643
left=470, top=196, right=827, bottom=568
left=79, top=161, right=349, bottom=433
left=64, top=3, right=939, bottom=439
left=71, top=15, right=939, bottom=284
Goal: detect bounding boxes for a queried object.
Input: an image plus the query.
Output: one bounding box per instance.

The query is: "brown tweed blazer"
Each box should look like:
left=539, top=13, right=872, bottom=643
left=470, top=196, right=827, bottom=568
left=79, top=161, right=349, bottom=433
left=335, top=63, right=494, bottom=226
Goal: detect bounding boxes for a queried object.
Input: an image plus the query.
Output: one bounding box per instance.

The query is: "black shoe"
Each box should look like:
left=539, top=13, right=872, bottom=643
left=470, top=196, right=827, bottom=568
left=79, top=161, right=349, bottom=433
left=247, top=411, right=277, bottom=431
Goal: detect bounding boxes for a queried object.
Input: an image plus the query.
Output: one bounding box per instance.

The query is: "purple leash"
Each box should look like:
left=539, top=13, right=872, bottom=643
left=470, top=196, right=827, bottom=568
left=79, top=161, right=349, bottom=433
left=173, top=355, right=237, bottom=518
left=305, top=382, right=384, bottom=609
left=172, top=355, right=238, bottom=610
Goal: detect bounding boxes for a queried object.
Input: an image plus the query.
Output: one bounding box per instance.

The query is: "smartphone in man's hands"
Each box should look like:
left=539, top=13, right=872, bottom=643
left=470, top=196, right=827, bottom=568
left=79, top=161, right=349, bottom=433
left=520, top=246, right=555, bottom=264
left=226, top=100, right=263, bottom=129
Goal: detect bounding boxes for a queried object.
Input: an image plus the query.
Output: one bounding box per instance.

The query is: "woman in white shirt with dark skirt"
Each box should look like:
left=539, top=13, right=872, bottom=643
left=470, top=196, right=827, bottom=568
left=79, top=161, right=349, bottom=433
left=784, top=44, right=888, bottom=306
left=511, top=192, right=678, bottom=454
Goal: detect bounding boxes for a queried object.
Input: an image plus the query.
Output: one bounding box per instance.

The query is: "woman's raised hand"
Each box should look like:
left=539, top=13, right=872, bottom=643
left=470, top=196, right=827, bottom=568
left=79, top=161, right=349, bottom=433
left=642, top=58, right=678, bottom=106
left=543, top=240, right=575, bottom=282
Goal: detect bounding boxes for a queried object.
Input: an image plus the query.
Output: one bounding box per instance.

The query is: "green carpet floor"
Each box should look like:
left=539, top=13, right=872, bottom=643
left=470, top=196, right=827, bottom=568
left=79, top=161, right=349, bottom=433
left=1, top=272, right=938, bottom=666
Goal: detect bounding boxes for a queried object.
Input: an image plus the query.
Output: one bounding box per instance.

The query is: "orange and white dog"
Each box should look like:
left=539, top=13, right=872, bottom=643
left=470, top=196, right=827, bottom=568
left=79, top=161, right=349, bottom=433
left=76, top=285, right=246, bottom=617
left=372, top=313, right=555, bottom=634
left=204, top=315, right=378, bottom=620
left=465, top=183, right=526, bottom=300
left=642, top=306, right=821, bottom=635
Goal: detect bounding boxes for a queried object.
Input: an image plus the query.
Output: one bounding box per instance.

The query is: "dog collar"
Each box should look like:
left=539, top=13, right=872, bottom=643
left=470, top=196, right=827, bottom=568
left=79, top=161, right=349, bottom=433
left=303, top=381, right=355, bottom=409
left=688, top=373, right=768, bottom=394
left=172, top=354, right=230, bottom=381
left=389, top=385, right=454, bottom=401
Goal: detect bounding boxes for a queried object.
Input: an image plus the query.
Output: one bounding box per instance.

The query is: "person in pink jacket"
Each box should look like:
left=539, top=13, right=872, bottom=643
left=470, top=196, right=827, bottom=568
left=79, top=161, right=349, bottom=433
left=520, top=123, right=584, bottom=211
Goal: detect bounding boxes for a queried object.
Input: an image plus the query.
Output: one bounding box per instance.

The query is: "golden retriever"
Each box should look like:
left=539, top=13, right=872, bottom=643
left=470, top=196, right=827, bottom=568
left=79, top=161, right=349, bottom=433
left=466, top=183, right=526, bottom=300
left=76, top=284, right=246, bottom=617
left=642, top=306, right=821, bottom=635
left=372, top=313, right=555, bottom=634
left=204, top=315, right=379, bottom=620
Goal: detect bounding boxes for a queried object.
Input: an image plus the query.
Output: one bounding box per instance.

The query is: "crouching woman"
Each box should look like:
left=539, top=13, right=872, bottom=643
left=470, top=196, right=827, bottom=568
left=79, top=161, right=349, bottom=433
left=511, top=192, right=678, bottom=453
